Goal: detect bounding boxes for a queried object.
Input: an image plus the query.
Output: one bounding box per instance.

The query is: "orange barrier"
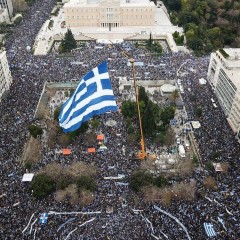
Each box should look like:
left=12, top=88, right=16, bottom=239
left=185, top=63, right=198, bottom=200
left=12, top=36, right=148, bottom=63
left=62, top=149, right=71, bottom=155
left=87, top=148, right=96, bottom=153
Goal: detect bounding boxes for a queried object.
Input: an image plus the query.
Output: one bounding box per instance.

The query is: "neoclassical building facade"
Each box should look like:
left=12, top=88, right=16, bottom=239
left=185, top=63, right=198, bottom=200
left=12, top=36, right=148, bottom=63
left=63, top=0, right=156, bottom=28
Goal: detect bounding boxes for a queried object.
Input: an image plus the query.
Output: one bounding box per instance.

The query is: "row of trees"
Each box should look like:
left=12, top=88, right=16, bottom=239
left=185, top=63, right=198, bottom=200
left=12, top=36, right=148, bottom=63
left=162, top=0, right=240, bottom=54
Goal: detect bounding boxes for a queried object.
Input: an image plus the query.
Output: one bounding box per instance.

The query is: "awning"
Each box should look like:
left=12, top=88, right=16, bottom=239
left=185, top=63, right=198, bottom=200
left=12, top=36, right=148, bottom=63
left=62, top=149, right=71, bottom=155
left=97, top=134, right=104, bottom=141
left=87, top=148, right=96, bottom=153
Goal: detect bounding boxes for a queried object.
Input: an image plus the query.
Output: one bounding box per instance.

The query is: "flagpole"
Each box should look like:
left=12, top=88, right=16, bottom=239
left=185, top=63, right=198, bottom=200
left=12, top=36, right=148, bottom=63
left=130, top=58, right=146, bottom=159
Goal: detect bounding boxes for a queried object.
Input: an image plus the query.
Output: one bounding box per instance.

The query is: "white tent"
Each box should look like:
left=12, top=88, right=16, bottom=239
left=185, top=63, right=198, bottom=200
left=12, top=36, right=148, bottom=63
left=213, top=163, right=223, bottom=172
left=22, top=173, right=34, bottom=182
left=26, top=46, right=31, bottom=52
left=199, top=78, right=207, bottom=85
left=191, top=121, right=201, bottom=129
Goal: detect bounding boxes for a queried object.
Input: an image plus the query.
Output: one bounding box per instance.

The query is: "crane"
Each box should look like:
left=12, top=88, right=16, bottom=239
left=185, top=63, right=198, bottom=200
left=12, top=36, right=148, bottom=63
left=129, top=58, right=146, bottom=160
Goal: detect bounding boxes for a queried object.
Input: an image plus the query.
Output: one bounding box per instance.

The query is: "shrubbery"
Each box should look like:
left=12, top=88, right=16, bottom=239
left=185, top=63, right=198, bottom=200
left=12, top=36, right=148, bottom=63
left=28, top=125, right=43, bottom=138
left=76, top=176, right=96, bottom=192
left=129, top=170, right=168, bottom=192
left=29, top=162, right=97, bottom=199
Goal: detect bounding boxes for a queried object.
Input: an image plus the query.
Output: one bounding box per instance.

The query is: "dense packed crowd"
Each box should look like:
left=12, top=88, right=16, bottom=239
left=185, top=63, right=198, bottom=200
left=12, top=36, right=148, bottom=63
left=0, top=0, right=239, bottom=239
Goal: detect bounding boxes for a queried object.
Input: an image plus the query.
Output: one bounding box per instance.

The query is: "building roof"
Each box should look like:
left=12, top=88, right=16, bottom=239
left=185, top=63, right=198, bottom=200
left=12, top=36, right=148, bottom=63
left=223, top=48, right=240, bottom=61
left=216, top=48, right=240, bottom=69
left=213, top=48, right=240, bottom=89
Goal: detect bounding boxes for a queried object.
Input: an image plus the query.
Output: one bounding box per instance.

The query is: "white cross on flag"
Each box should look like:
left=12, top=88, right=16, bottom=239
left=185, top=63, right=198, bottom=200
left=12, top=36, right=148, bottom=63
left=39, top=213, right=49, bottom=224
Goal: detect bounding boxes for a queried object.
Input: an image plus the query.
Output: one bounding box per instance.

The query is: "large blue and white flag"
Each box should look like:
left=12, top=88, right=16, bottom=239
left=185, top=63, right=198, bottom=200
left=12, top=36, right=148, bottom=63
left=39, top=213, right=48, bottom=224
left=59, top=61, right=118, bottom=132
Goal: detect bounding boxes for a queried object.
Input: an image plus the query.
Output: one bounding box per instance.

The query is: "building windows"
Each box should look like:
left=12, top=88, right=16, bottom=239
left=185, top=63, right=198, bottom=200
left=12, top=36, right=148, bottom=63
left=107, top=8, right=113, bottom=12
left=107, top=14, right=113, bottom=20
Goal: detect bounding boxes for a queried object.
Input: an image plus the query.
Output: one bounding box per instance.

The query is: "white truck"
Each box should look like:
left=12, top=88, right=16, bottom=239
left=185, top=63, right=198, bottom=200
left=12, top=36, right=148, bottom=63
left=178, top=144, right=186, bottom=158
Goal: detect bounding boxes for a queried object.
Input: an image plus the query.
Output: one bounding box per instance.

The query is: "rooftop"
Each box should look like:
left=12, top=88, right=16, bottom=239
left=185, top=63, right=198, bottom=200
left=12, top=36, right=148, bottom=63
left=215, top=48, right=240, bottom=70
left=223, top=48, right=240, bottom=60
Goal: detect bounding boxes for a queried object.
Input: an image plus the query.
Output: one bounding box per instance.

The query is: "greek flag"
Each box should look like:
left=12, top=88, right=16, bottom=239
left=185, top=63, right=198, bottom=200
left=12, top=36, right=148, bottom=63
left=203, top=222, right=217, bottom=237
left=39, top=213, right=48, bottom=224
left=59, top=61, right=118, bottom=132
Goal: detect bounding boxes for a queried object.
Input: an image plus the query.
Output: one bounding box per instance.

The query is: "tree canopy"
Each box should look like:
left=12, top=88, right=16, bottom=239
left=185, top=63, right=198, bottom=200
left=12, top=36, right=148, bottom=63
left=30, top=173, right=55, bottom=198
left=162, top=0, right=240, bottom=53
left=28, top=125, right=43, bottom=138
left=129, top=170, right=168, bottom=192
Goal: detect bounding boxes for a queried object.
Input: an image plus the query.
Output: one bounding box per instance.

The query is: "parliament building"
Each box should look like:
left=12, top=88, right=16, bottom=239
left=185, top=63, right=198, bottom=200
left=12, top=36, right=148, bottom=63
left=63, top=0, right=156, bottom=28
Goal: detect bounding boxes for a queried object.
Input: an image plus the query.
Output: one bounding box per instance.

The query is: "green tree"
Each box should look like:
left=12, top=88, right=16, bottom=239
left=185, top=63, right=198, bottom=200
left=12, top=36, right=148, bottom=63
left=56, top=174, right=73, bottom=190
left=162, top=0, right=181, bottom=11
left=207, top=27, right=221, bottom=42
left=185, top=29, right=195, bottom=40
left=195, top=107, right=203, bottom=117
left=172, top=31, right=179, bottom=39
left=138, top=86, right=149, bottom=105
left=129, top=170, right=154, bottom=192
left=154, top=133, right=165, bottom=146
left=59, top=29, right=77, bottom=53
left=154, top=175, right=168, bottom=188
left=147, top=32, right=153, bottom=47
left=30, top=173, right=55, bottom=198
left=127, top=124, right=134, bottom=134
left=25, top=162, right=32, bottom=170
left=76, top=175, right=96, bottom=192
left=142, top=101, right=157, bottom=136
left=160, top=106, right=175, bottom=126
left=187, top=37, right=203, bottom=51
left=28, top=125, right=43, bottom=138
left=121, top=100, right=138, bottom=119
left=54, top=106, right=61, bottom=121
left=205, top=160, right=213, bottom=171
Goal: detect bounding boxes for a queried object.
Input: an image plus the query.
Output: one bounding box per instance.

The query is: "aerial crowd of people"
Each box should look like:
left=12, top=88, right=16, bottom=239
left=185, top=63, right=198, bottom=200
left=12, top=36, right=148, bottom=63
left=0, top=0, right=239, bottom=239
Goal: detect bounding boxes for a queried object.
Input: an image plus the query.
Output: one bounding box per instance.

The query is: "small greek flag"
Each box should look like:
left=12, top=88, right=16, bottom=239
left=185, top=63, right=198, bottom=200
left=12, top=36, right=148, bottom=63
left=204, top=222, right=216, bottom=237
left=39, top=213, right=48, bottom=224
left=59, top=61, right=118, bottom=132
